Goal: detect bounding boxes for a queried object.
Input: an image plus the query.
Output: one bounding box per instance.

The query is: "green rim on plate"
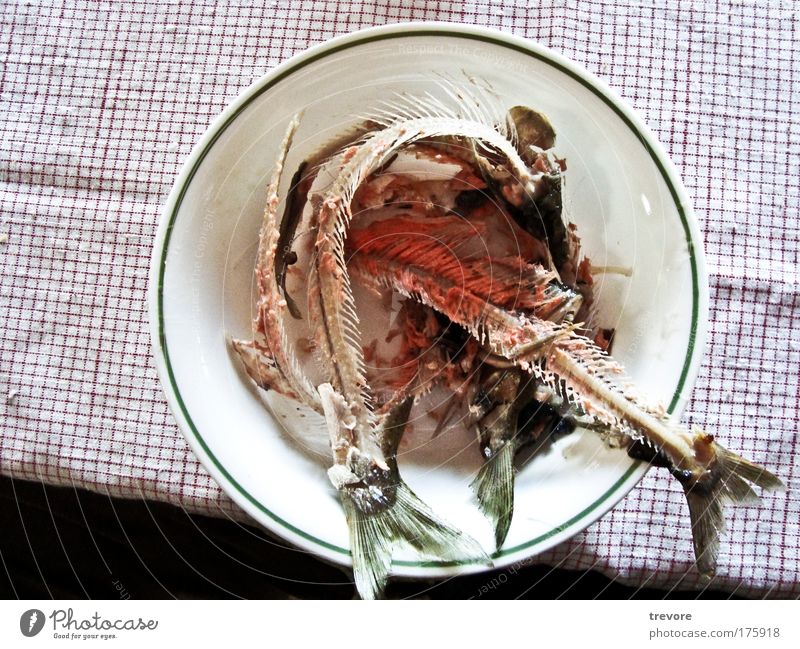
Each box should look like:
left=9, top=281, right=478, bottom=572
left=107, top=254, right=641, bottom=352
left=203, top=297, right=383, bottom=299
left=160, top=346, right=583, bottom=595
left=155, top=27, right=701, bottom=566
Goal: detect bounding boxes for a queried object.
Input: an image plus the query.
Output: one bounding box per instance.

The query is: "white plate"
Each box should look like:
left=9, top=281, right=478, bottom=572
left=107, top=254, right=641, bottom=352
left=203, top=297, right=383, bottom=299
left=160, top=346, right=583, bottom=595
left=149, top=23, right=708, bottom=579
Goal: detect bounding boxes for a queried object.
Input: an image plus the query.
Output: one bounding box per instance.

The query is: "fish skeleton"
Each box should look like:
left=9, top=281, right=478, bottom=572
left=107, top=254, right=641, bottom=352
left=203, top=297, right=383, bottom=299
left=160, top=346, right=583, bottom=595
left=234, top=81, right=784, bottom=597
left=339, top=86, right=784, bottom=574
left=233, top=115, right=489, bottom=600
left=347, top=204, right=783, bottom=573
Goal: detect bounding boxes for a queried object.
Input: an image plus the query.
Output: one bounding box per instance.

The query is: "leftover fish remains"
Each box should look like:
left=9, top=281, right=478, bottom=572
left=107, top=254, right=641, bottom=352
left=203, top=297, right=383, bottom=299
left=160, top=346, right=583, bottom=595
left=232, top=83, right=783, bottom=599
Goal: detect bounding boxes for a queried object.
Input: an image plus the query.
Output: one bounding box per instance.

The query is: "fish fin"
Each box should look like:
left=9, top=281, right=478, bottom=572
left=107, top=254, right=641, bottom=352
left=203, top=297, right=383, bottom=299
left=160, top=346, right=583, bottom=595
left=681, top=441, right=784, bottom=577
left=229, top=337, right=302, bottom=402
left=359, top=75, right=511, bottom=140
left=683, top=488, right=725, bottom=578
left=377, top=395, right=415, bottom=471
left=713, top=445, right=784, bottom=492
left=340, top=480, right=490, bottom=600
left=470, top=441, right=517, bottom=551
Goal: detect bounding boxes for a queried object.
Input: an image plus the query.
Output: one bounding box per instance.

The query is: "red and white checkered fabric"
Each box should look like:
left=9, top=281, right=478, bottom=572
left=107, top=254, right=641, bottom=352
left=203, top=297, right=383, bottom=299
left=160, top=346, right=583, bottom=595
left=1, top=1, right=797, bottom=597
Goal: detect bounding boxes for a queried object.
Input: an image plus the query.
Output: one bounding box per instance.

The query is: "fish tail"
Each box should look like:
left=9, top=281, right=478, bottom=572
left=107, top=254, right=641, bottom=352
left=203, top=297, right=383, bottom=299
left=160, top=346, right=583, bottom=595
left=340, top=480, right=490, bottom=600
left=677, top=434, right=784, bottom=577
left=470, top=441, right=517, bottom=551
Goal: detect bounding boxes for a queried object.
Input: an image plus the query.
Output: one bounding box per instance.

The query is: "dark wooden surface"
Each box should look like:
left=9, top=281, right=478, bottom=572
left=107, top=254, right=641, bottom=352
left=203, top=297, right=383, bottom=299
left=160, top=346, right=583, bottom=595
left=0, top=475, right=733, bottom=600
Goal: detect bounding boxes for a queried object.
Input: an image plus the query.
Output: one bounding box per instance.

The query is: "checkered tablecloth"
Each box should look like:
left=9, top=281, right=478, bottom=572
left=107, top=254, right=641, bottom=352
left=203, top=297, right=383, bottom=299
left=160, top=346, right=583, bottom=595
left=1, top=0, right=797, bottom=598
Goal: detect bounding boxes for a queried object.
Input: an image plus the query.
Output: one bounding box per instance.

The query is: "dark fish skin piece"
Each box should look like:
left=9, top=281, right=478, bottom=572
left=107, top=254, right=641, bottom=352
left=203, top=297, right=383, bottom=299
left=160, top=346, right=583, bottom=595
left=517, top=398, right=577, bottom=447
left=277, top=121, right=382, bottom=319
left=276, top=160, right=308, bottom=319
left=519, top=172, right=569, bottom=270
left=626, top=437, right=672, bottom=468
left=472, top=369, right=524, bottom=456
left=508, top=105, right=557, bottom=152
left=468, top=147, right=569, bottom=270
left=454, top=187, right=491, bottom=214
left=506, top=105, right=567, bottom=269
